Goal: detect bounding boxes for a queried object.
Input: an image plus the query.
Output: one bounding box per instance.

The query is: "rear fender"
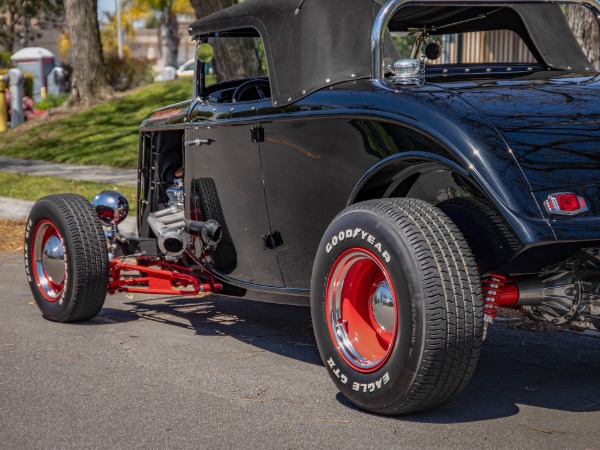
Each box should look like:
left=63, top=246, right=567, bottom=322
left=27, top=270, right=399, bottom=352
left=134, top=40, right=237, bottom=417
left=348, top=152, right=554, bottom=245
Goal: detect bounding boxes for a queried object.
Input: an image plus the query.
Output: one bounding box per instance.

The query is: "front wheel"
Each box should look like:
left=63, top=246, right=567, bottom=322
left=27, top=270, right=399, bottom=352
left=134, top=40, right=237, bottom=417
left=24, top=194, right=108, bottom=322
left=311, top=198, right=483, bottom=415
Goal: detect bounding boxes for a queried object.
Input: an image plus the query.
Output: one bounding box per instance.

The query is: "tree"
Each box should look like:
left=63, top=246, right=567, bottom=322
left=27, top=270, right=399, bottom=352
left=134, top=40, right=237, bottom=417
left=565, top=4, right=600, bottom=70
left=136, top=0, right=194, bottom=68
left=189, top=0, right=262, bottom=81
left=99, top=2, right=147, bottom=59
left=64, top=0, right=112, bottom=105
left=0, top=0, right=64, bottom=52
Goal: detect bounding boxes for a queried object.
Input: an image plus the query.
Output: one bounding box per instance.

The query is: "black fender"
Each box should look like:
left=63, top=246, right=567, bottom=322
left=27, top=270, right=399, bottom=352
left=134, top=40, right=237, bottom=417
left=348, top=151, right=554, bottom=246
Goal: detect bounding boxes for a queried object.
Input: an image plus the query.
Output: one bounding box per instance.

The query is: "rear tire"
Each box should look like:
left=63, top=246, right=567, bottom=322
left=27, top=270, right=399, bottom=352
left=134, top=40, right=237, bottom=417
left=311, top=198, right=483, bottom=415
left=24, top=194, right=108, bottom=322
left=437, top=197, right=522, bottom=274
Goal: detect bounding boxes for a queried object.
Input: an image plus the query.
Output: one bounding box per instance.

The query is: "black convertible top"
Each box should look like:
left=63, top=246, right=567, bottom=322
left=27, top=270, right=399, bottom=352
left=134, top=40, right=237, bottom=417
left=188, top=0, right=592, bottom=106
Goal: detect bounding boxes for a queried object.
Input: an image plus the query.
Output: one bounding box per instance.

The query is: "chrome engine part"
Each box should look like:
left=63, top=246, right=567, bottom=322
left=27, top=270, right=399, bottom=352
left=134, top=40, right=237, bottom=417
left=147, top=204, right=189, bottom=260
left=146, top=178, right=190, bottom=260
left=166, top=177, right=184, bottom=207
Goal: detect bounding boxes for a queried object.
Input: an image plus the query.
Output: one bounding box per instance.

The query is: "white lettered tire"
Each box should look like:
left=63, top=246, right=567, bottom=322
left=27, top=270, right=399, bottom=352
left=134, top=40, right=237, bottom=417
left=311, top=198, right=483, bottom=415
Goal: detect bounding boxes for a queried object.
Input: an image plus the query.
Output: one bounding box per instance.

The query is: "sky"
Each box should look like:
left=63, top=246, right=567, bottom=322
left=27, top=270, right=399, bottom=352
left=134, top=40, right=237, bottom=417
left=98, top=0, right=116, bottom=19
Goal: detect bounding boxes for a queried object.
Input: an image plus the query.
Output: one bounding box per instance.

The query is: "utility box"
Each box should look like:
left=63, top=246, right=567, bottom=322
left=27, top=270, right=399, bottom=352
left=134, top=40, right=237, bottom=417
left=47, top=67, right=68, bottom=97
left=11, top=47, right=56, bottom=101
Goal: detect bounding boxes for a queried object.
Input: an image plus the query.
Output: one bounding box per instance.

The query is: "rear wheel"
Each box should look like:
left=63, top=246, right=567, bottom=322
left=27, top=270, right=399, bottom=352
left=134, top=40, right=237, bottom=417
left=24, top=194, right=108, bottom=322
left=311, top=198, right=483, bottom=415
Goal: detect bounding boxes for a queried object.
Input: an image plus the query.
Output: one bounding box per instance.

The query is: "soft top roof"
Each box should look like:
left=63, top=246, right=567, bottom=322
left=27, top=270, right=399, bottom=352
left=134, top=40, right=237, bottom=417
left=188, top=0, right=592, bottom=106
left=189, top=0, right=385, bottom=106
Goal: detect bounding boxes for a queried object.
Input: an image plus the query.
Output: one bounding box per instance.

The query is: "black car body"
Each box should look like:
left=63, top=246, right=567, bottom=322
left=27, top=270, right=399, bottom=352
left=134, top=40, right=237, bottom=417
left=25, top=0, right=600, bottom=415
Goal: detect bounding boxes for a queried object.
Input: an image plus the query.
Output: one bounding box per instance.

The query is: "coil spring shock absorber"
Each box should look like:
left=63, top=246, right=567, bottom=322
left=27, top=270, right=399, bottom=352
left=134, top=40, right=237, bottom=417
left=482, top=273, right=519, bottom=338
left=482, top=274, right=507, bottom=323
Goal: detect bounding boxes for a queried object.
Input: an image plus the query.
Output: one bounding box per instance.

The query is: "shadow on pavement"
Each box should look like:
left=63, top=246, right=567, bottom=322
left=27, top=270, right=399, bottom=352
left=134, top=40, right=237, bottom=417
left=92, top=294, right=321, bottom=366
left=399, top=323, right=600, bottom=423
left=90, top=294, right=600, bottom=421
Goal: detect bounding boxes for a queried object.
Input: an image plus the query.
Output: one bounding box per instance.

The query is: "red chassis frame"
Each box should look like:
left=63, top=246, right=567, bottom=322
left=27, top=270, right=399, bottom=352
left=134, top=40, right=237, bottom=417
left=107, top=257, right=222, bottom=296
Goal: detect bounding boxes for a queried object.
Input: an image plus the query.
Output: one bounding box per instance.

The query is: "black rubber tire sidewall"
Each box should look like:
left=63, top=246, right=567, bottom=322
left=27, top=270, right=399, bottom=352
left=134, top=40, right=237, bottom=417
left=311, top=208, right=426, bottom=414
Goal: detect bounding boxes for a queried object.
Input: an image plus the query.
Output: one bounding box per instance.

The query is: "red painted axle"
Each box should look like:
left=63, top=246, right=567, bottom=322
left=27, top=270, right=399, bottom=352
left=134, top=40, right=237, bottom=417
left=108, top=258, right=222, bottom=296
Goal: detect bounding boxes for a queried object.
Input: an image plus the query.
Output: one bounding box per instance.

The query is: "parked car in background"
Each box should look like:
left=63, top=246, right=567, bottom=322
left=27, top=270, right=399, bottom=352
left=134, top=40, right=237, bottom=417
left=176, top=59, right=195, bottom=78
left=24, top=0, right=600, bottom=415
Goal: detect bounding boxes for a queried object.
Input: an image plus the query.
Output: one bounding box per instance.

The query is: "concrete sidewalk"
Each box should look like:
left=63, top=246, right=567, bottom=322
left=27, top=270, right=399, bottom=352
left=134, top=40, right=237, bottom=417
left=0, top=156, right=136, bottom=185
left=0, top=156, right=137, bottom=235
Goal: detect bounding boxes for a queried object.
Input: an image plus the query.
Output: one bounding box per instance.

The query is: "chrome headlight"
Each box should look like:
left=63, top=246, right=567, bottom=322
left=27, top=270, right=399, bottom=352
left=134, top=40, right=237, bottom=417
left=92, top=190, right=129, bottom=226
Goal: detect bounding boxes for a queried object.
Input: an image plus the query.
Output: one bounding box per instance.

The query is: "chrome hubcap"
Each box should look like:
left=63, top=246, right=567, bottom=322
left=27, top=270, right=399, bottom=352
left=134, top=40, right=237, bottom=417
left=42, top=235, right=65, bottom=285
left=371, top=280, right=395, bottom=332
left=32, top=221, right=65, bottom=301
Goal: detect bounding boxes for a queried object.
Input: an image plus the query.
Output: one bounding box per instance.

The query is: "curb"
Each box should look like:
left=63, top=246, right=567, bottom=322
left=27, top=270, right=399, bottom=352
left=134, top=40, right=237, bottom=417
left=0, top=156, right=137, bottom=185
left=0, top=196, right=137, bottom=236
left=0, top=196, right=34, bottom=220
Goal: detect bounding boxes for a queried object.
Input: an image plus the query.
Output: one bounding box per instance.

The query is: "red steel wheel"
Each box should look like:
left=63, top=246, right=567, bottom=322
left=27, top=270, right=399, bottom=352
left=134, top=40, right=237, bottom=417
left=30, top=220, right=66, bottom=302
left=326, top=248, right=397, bottom=373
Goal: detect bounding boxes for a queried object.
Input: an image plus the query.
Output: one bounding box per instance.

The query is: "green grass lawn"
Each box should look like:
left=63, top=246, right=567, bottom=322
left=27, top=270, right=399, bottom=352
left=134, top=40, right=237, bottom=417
left=0, top=172, right=137, bottom=213
left=0, top=79, right=193, bottom=169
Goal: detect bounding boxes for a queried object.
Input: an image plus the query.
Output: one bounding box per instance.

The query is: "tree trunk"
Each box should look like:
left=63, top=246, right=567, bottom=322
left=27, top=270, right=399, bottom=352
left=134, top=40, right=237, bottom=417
left=189, top=0, right=262, bottom=81
left=162, top=1, right=180, bottom=68
left=565, top=5, right=600, bottom=70
left=0, top=2, right=20, bottom=52
left=64, top=0, right=112, bottom=106
left=4, top=10, right=17, bottom=52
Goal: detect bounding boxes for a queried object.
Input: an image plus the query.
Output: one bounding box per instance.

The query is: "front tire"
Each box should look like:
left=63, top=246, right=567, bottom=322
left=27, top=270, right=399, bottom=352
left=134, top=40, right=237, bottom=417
left=191, top=178, right=237, bottom=271
left=311, top=198, right=483, bottom=415
left=24, top=194, right=108, bottom=322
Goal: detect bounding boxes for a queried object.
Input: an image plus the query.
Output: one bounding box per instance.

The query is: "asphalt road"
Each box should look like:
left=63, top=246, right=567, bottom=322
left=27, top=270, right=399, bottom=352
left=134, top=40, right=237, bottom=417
left=1, top=251, right=600, bottom=449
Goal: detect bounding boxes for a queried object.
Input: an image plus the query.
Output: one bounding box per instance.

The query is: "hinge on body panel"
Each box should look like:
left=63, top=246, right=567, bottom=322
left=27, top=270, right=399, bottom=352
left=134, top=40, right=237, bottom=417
left=250, top=126, right=264, bottom=143
left=262, top=231, right=283, bottom=250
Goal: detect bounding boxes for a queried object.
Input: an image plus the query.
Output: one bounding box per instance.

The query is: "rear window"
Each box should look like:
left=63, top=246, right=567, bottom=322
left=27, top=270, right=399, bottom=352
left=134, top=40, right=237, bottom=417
left=392, top=30, right=536, bottom=64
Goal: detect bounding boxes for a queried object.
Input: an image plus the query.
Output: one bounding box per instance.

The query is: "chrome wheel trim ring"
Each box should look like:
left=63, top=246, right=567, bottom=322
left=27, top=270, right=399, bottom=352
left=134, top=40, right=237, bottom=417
left=32, top=221, right=66, bottom=301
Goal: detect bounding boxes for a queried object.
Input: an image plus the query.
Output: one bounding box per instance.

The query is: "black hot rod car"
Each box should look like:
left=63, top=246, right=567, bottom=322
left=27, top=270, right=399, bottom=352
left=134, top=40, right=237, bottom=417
left=24, top=0, right=600, bottom=415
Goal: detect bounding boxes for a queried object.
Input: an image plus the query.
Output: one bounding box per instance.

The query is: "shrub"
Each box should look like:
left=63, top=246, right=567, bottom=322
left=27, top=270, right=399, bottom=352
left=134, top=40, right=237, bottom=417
left=0, top=51, right=12, bottom=69
left=23, top=72, right=34, bottom=98
left=35, top=93, right=69, bottom=110
left=104, top=53, right=155, bottom=92
left=0, top=69, right=34, bottom=98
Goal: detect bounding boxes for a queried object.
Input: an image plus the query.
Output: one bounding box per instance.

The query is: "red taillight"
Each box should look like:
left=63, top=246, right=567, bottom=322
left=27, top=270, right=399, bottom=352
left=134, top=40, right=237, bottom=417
left=545, top=193, right=589, bottom=216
